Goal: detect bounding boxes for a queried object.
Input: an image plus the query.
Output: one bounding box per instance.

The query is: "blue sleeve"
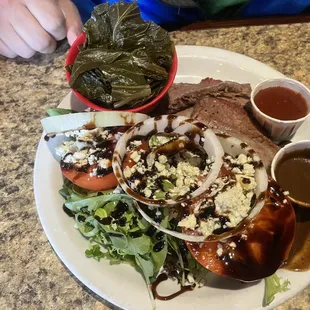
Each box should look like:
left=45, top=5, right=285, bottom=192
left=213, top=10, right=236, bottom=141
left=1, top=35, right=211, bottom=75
left=72, top=0, right=310, bottom=26
left=241, top=0, right=310, bottom=16
left=72, top=0, right=96, bottom=23
left=72, top=0, right=203, bottom=25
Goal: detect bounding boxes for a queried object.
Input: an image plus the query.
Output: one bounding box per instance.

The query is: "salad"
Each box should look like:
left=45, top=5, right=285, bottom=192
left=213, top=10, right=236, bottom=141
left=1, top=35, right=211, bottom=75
left=178, top=134, right=268, bottom=241
left=122, top=132, right=212, bottom=201
left=112, top=114, right=224, bottom=206
left=41, top=110, right=295, bottom=308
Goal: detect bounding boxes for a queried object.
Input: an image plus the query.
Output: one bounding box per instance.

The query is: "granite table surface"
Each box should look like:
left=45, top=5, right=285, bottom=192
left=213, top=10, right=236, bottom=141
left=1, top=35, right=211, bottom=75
left=1, top=23, right=309, bottom=310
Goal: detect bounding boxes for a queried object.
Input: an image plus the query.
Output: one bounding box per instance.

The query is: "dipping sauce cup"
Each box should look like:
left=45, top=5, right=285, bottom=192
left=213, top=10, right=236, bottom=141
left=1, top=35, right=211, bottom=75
left=271, top=140, right=310, bottom=208
left=251, top=78, right=310, bottom=141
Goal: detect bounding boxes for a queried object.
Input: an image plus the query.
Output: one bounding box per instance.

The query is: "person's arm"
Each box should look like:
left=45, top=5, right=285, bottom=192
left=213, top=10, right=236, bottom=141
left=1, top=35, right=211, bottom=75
left=0, top=0, right=83, bottom=58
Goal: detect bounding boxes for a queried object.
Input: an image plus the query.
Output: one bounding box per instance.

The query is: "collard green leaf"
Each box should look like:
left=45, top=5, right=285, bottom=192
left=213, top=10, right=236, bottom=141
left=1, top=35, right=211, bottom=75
left=69, top=49, right=124, bottom=87
left=112, top=85, right=151, bottom=109
left=68, top=1, right=173, bottom=109
left=99, top=57, right=147, bottom=87
left=83, top=3, right=112, bottom=49
left=107, top=2, right=172, bottom=67
left=71, top=48, right=124, bottom=72
left=73, top=70, right=113, bottom=106
left=132, top=49, right=168, bottom=80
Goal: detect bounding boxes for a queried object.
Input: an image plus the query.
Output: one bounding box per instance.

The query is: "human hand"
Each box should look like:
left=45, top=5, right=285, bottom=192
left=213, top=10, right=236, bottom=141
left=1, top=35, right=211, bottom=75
left=0, top=0, right=83, bottom=58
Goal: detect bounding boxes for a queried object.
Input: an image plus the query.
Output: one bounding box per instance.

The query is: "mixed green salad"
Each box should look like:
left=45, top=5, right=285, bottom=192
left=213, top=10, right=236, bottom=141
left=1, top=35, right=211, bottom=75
left=60, top=179, right=208, bottom=304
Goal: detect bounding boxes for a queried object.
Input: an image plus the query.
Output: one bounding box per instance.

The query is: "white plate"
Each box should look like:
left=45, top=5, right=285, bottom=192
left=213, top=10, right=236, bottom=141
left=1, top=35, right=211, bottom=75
left=34, top=45, right=310, bottom=310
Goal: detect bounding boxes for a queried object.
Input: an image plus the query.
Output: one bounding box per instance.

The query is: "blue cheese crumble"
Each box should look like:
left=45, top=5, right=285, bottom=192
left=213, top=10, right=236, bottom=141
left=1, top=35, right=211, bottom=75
left=179, top=153, right=258, bottom=238
left=123, top=134, right=213, bottom=200
left=57, top=127, right=122, bottom=176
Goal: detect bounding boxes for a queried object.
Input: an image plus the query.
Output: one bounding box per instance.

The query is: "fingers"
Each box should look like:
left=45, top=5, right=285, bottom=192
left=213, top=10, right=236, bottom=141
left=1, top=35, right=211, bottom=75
left=59, top=0, right=83, bottom=45
left=0, top=0, right=82, bottom=58
left=0, top=39, right=17, bottom=59
left=25, top=0, right=67, bottom=41
left=0, top=21, right=35, bottom=58
left=12, top=2, right=57, bottom=54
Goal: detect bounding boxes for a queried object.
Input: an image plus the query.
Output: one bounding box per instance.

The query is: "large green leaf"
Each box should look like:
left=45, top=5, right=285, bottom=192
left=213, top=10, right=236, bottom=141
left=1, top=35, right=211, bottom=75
left=107, top=1, right=172, bottom=65
left=83, top=3, right=112, bottom=49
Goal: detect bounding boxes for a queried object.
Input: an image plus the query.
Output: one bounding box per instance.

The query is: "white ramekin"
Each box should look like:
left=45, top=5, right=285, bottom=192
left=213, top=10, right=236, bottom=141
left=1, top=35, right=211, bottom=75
left=271, top=140, right=310, bottom=207
left=251, top=78, right=310, bottom=141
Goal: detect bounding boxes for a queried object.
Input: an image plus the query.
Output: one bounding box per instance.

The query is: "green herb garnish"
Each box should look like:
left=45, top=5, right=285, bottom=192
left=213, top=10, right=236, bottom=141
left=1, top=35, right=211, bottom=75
left=264, top=274, right=290, bottom=306
left=162, top=179, right=175, bottom=192
left=46, top=108, right=74, bottom=117
left=149, top=134, right=174, bottom=148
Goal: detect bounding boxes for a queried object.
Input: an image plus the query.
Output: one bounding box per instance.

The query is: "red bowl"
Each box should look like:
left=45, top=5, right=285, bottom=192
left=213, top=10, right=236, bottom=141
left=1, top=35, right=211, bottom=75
left=65, top=33, right=178, bottom=114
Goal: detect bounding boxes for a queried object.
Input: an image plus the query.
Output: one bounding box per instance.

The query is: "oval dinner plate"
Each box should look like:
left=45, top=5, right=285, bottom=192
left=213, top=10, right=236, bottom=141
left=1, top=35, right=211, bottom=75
left=34, top=45, right=310, bottom=310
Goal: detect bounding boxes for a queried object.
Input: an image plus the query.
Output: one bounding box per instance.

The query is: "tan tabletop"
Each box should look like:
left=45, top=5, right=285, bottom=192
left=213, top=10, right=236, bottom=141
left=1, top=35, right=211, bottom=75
left=0, top=23, right=309, bottom=310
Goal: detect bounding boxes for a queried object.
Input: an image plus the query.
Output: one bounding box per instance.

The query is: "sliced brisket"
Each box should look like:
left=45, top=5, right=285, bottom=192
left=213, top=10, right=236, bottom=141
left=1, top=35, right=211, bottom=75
left=167, top=78, right=251, bottom=114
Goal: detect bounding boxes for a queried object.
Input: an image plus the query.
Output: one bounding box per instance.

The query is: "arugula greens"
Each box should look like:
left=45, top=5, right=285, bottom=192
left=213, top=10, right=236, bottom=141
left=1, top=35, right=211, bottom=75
left=67, top=1, right=174, bottom=110
left=60, top=180, right=168, bottom=286
left=165, top=234, right=209, bottom=288
left=264, top=274, right=290, bottom=306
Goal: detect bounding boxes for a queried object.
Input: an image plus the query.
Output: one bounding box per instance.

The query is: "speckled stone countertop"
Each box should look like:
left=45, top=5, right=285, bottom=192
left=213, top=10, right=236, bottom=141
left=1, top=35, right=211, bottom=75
left=1, top=23, right=309, bottom=310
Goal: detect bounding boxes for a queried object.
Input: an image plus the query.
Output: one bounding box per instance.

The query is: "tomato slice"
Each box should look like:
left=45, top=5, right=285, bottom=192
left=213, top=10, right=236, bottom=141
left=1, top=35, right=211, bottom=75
left=59, top=127, right=132, bottom=191
left=61, top=168, right=118, bottom=191
left=186, top=178, right=296, bottom=281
